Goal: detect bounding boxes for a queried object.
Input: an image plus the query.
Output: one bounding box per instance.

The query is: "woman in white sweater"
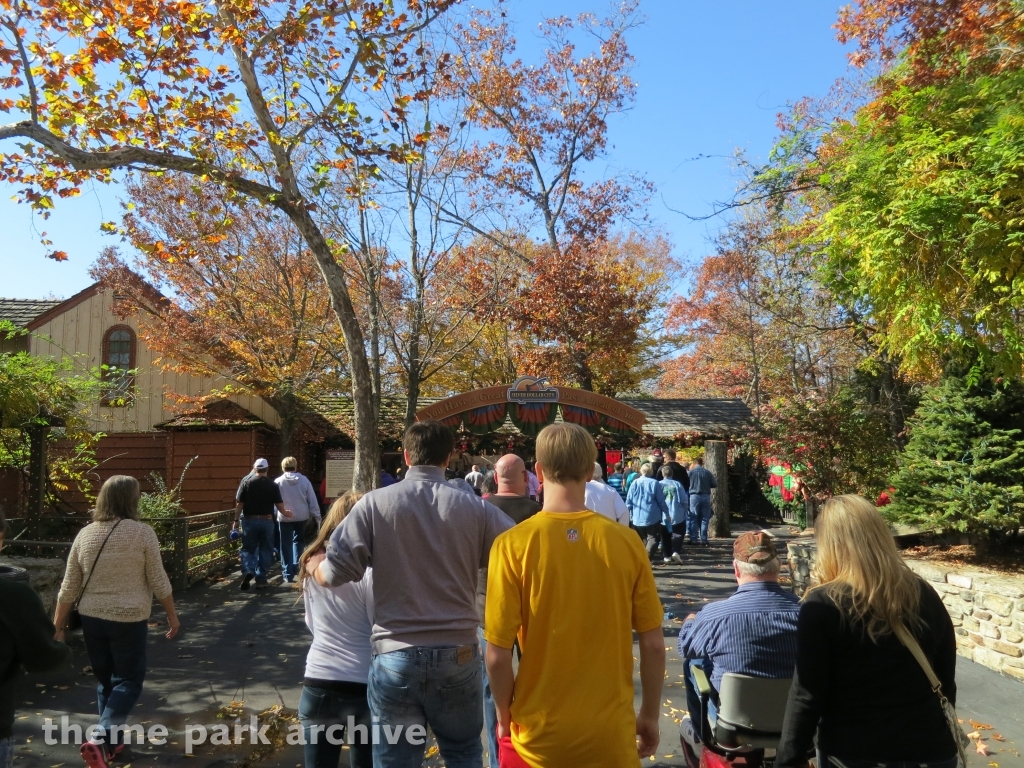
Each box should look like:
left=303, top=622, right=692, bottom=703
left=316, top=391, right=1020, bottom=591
left=275, top=457, right=322, bottom=583
left=297, top=492, right=372, bottom=768
left=54, top=475, right=179, bottom=768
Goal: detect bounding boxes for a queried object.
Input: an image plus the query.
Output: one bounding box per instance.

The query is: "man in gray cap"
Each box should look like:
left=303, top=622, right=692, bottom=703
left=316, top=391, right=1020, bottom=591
left=233, top=458, right=292, bottom=590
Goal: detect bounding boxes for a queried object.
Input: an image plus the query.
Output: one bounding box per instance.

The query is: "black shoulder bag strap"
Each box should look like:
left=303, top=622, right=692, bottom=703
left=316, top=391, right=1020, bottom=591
left=67, top=519, right=123, bottom=630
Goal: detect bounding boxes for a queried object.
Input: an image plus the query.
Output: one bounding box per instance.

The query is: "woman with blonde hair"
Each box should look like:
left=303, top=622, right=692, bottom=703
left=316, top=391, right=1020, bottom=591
left=297, top=492, right=372, bottom=768
left=54, top=475, right=179, bottom=768
left=777, top=495, right=959, bottom=768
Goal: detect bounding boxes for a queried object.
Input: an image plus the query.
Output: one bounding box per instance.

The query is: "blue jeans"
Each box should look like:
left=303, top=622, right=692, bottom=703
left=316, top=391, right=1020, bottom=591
left=368, top=645, right=483, bottom=768
left=478, top=629, right=499, bottom=768
left=80, top=615, right=148, bottom=742
left=279, top=520, right=306, bottom=581
left=298, top=684, right=372, bottom=768
left=241, top=517, right=275, bottom=583
left=684, top=658, right=718, bottom=741
left=0, top=736, right=13, bottom=768
left=688, top=494, right=713, bottom=543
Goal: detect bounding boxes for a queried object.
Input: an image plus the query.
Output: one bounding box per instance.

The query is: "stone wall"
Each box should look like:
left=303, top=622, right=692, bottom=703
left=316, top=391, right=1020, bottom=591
left=906, top=561, right=1024, bottom=682
left=787, top=539, right=817, bottom=597
left=786, top=541, right=1024, bottom=682
left=0, top=556, right=66, bottom=616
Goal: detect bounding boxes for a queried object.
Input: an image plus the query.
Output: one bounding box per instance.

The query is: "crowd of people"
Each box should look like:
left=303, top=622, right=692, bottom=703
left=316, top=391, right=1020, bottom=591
left=0, top=421, right=965, bottom=768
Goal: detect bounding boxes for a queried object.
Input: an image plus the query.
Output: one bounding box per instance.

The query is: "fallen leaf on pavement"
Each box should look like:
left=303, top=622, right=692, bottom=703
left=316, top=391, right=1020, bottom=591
left=977, top=741, right=991, bottom=756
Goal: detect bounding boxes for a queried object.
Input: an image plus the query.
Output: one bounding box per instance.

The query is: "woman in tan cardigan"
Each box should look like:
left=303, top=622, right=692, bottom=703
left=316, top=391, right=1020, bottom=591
left=54, top=476, right=180, bottom=768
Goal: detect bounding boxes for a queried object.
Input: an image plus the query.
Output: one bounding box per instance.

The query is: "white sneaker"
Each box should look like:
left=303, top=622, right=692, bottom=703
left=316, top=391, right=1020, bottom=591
left=680, top=714, right=703, bottom=757
left=672, top=552, right=685, bottom=564
left=663, top=557, right=672, bottom=563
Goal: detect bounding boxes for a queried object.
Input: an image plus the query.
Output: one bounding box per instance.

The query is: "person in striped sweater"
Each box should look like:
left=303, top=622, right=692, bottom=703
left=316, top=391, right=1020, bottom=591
left=677, top=531, right=800, bottom=758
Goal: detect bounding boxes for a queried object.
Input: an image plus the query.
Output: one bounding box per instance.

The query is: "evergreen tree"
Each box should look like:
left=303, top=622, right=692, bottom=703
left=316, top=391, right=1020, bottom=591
left=886, top=376, right=1024, bottom=537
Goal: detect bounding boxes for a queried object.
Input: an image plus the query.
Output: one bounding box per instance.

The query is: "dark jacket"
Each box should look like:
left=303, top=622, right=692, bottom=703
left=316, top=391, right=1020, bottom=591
left=0, top=581, right=71, bottom=739
left=663, top=461, right=690, bottom=492
left=776, top=578, right=957, bottom=766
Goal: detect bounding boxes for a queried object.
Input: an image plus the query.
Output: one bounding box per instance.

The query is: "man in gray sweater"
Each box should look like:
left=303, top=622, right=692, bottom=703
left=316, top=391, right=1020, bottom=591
left=311, top=420, right=513, bottom=768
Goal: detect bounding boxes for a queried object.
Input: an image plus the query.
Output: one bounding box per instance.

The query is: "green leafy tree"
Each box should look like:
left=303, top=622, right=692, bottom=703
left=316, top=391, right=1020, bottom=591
left=886, top=375, right=1024, bottom=537
left=816, top=64, right=1024, bottom=377
left=0, top=322, right=102, bottom=509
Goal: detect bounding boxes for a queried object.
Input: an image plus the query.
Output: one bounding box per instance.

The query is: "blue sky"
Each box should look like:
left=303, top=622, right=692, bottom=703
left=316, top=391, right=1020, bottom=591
left=0, top=0, right=852, bottom=299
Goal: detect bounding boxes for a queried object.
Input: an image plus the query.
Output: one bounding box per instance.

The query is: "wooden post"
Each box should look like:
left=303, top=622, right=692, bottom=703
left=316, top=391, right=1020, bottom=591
left=705, top=440, right=730, bottom=539
left=171, top=516, right=190, bottom=591
left=26, top=424, right=48, bottom=540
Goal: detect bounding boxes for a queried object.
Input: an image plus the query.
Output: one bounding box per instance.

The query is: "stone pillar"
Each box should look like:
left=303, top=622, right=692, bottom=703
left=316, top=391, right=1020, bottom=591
left=787, top=540, right=818, bottom=596
left=705, top=440, right=730, bottom=538
left=0, top=556, right=67, bottom=616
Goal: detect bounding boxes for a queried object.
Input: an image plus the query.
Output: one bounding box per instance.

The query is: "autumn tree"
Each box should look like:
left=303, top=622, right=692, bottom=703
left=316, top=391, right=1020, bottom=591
left=662, top=201, right=863, bottom=414
left=496, top=234, right=670, bottom=395
left=321, top=30, right=517, bottom=426
left=0, top=0, right=454, bottom=490
left=93, top=175, right=347, bottom=456
left=836, top=0, right=1024, bottom=84
left=443, top=4, right=664, bottom=392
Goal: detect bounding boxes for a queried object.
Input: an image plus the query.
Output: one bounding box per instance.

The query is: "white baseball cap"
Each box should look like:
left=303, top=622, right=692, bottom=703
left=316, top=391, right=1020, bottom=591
left=253, top=458, right=269, bottom=470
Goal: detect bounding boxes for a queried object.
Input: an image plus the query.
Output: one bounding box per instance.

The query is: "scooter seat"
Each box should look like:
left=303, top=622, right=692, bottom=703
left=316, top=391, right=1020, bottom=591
left=712, top=674, right=793, bottom=750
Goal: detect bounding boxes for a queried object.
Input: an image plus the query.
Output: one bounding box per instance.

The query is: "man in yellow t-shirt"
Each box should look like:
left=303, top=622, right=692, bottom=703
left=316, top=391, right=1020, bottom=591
left=485, top=423, right=666, bottom=768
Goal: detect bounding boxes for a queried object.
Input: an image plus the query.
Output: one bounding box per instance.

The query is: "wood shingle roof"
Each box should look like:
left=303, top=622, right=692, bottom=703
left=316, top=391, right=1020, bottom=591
left=619, top=398, right=753, bottom=438
left=0, top=298, right=63, bottom=328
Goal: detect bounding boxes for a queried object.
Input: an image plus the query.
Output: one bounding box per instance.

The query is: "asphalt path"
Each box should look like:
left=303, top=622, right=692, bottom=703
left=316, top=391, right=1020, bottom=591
left=7, top=522, right=1023, bottom=768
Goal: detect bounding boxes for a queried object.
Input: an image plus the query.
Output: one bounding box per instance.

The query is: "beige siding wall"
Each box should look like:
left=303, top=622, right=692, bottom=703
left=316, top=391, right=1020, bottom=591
left=29, top=288, right=280, bottom=432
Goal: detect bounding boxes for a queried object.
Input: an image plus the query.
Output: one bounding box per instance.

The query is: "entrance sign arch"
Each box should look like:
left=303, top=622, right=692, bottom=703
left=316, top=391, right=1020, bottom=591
left=415, top=376, right=648, bottom=435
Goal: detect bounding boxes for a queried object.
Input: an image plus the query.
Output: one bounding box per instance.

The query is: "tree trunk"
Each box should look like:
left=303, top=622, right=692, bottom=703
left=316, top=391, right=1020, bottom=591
left=26, top=424, right=48, bottom=539
left=705, top=440, right=731, bottom=539
left=287, top=205, right=378, bottom=492
left=572, top=351, right=595, bottom=392
left=879, top=355, right=908, bottom=448
left=368, top=288, right=382, bottom=416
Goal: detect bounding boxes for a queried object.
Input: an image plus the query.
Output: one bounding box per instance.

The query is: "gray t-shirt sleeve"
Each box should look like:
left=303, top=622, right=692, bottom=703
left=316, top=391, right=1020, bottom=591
left=480, top=505, right=515, bottom=568
left=322, top=499, right=374, bottom=587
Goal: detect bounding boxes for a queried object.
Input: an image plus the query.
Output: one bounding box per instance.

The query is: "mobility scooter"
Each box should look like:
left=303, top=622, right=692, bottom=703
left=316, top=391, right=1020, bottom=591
left=681, top=667, right=794, bottom=768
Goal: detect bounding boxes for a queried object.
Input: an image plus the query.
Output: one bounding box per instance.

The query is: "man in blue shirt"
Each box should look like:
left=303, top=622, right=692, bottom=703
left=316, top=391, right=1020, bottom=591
left=686, top=458, right=718, bottom=545
left=607, top=462, right=627, bottom=502
left=677, top=531, right=799, bottom=756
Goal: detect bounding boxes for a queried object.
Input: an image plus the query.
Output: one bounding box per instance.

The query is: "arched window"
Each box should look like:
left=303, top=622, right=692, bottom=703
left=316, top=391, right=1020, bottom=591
left=101, top=325, right=136, bottom=405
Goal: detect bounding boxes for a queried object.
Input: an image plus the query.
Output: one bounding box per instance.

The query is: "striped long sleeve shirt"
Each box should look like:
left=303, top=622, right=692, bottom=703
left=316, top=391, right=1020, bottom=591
left=677, top=581, right=800, bottom=691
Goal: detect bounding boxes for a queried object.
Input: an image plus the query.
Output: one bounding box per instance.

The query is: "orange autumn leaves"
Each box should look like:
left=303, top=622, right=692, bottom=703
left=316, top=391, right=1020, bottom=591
left=492, top=235, right=670, bottom=397
left=90, top=174, right=347, bottom=447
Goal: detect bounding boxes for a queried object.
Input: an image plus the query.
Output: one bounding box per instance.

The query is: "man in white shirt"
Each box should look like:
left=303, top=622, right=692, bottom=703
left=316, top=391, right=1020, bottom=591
left=525, top=463, right=540, bottom=500
left=584, top=462, right=629, bottom=525
left=464, top=464, right=485, bottom=495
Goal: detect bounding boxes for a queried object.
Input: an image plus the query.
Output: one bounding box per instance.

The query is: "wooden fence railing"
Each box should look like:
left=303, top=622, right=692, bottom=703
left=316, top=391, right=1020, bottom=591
left=162, top=509, right=237, bottom=591
left=2, top=510, right=239, bottom=590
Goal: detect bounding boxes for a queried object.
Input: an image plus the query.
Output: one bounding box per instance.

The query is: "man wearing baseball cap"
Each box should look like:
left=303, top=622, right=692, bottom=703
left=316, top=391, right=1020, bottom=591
left=677, top=531, right=800, bottom=757
left=234, top=458, right=292, bottom=590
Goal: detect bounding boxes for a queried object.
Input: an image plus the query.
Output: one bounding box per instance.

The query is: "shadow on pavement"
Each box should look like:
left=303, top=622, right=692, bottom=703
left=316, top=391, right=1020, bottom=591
left=9, top=522, right=1023, bottom=768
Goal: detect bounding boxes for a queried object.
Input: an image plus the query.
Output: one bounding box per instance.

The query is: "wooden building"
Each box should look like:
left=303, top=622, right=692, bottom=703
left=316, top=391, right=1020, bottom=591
left=1, top=285, right=331, bottom=514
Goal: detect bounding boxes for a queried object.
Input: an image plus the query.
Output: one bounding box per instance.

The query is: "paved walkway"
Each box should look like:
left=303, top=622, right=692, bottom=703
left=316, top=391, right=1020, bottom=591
left=9, top=524, right=1024, bottom=768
